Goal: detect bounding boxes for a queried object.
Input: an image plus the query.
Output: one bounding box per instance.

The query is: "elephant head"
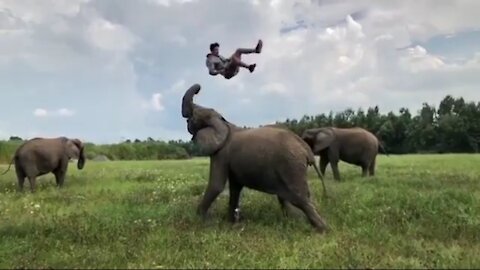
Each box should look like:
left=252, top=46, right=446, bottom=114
left=181, top=84, right=230, bottom=155
left=66, top=138, right=86, bottom=169
left=301, top=128, right=335, bottom=153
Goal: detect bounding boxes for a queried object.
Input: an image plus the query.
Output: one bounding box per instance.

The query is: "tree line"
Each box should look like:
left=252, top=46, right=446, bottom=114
left=275, top=95, right=480, bottom=154
left=0, top=137, right=198, bottom=163
left=0, top=94, right=479, bottom=163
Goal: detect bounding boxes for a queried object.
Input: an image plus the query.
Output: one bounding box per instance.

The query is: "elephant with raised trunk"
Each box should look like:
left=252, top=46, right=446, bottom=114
left=1, top=137, right=86, bottom=192
left=181, top=84, right=329, bottom=233
left=301, top=127, right=388, bottom=181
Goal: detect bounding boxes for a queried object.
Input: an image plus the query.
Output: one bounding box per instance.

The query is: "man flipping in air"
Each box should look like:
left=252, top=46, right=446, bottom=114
left=206, top=39, right=263, bottom=79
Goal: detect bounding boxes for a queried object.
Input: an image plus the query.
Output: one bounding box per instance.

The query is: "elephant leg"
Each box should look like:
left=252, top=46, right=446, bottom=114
left=319, top=156, right=329, bottom=176
left=369, top=157, right=376, bottom=176
left=228, top=180, right=243, bottom=223
left=197, top=158, right=228, bottom=218
left=327, top=149, right=341, bottom=181
left=15, top=169, right=26, bottom=192
left=54, top=170, right=66, bottom=188
left=330, top=161, right=341, bottom=181
left=280, top=190, right=328, bottom=233
left=361, top=165, right=368, bottom=177
left=53, top=161, right=67, bottom=188
left=277, top=196, right=289, bottom=217
left=27, top=176, right=37, bottom=193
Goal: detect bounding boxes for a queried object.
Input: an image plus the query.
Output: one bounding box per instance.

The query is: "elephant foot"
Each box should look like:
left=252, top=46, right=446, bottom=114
left=234, top=207, right=241, bottom=222
left=196, top=207, right=209, bottom=221
left=228, top=208, right=243, bottom=223
left=315, top=226, right=328, bottom=234
left=312, top=219, right=329, bottom=234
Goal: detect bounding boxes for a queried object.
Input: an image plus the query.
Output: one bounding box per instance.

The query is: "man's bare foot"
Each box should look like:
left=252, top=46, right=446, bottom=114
left=248, top=64, right=256, bottom=72
left=255, top=40, right=263, bottom=53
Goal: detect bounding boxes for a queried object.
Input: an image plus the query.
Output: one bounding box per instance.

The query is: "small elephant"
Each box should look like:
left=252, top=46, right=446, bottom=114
left=182, top=84, right=328, bottom=233
left=301, top=127, right=387, bottom=181
left=1, top=137, right=86, bottom=192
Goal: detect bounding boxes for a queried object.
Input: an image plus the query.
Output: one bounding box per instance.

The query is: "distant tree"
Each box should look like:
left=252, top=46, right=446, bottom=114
left=273, top=95, right=480, bottom=154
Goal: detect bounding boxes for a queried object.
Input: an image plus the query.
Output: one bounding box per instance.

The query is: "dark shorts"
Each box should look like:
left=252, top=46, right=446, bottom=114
left=223, top=59, right=239, bottom=79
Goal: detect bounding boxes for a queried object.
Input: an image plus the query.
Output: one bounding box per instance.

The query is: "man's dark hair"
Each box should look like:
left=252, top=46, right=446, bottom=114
left=210, top=42, right=219, bottom=52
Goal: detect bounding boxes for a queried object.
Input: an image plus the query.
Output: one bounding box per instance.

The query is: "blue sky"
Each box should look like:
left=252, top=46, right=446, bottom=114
left=1, top=0, right=479, bottom=144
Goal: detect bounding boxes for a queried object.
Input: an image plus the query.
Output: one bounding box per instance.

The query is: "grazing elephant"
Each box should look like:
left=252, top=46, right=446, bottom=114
left=301, top=127, right=387, bottom=181
left=0, top=137, right=86, bottom=192
left=181, top=84, right=328, bottom=233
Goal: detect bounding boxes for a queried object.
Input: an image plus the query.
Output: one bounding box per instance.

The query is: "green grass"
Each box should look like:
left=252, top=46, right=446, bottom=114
left=0, top=154, right=479, bottom=268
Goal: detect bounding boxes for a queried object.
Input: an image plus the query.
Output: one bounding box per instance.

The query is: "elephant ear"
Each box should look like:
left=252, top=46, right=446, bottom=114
left=66, top=140, right=79, bottom=158
left=313, top=129, right=335, bottom=152
left=193, top=116, right=230, bottom=156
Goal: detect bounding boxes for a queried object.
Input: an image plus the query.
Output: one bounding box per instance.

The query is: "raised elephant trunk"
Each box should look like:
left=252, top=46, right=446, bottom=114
left=181, top=84, right=231, bottom=156
left=182, top=83, right=201, bottom=118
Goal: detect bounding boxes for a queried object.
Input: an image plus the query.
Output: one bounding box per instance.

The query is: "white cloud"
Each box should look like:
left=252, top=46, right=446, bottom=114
left=33, top=108, right=48, bottom=117
left=33, top=108, right=75, bottom=118
left=2, top=0, right=480, bottom=143
left=141, top=93, right=165, bottom=111
left=151, top=93, right=164, bottom=111
left=86, top=17, right=137, bottom=52
left=0, top=0, right=89, bottom=23
left=147, top=0, right=196, bottom=6
left=254, top=2, right=479, bottom=110
left=397, top=45, right=445, bottom=73
left=57, top=108, right=75, bottom=117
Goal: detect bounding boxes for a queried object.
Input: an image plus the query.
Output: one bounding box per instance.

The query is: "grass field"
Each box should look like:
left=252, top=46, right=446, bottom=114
left=0, top=154, right=479, bottom=268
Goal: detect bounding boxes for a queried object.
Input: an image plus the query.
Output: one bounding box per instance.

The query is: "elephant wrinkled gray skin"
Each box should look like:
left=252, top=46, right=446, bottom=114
left=1, top=137, right=86, bottom=192
left=181, top=84, right=328, bottom=233
left=301, top=127, right=388, bottom=181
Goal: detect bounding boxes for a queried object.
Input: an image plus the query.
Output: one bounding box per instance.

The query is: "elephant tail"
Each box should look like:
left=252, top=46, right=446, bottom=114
left=310, top=161, right=328, bottom=198
left=378, top=142, right=389, bottom=156
left=0, top=157, right=15, bottom=176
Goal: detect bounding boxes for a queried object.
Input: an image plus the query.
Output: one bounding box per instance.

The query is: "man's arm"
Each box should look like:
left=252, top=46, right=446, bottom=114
left=206, top=57, right=224, bottom=76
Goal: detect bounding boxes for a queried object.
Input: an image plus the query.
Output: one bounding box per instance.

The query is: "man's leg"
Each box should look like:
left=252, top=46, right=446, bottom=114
left=229, top=57, right=255, bottom=73
left=232, top=40, right=262, bottom=58
left=230, top=59, right=250, bottom=69
left=233, top=39, right=263, bottom=55
left=228, top=60, right=255, bottom=73
left=225, top=60, right=254, bottom=75
left=229, top=40, right=262, bottom=72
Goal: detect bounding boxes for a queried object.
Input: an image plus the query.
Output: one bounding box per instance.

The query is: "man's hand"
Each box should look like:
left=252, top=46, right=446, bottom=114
left=210, top=68, right=225, bottom=76
left=206, top=55, right=226, bottom=76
